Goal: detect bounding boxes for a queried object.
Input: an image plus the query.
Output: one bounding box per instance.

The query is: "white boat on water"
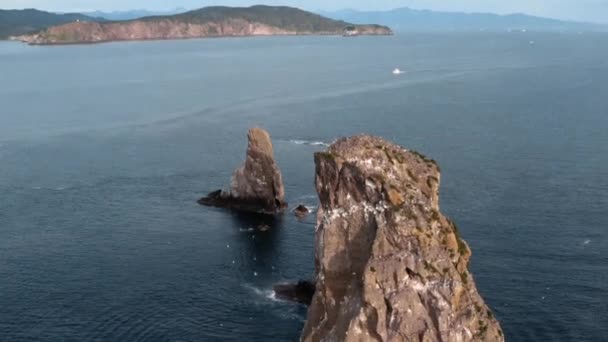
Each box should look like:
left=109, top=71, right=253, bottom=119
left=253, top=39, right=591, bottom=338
left=392, top=68, right=403, bottom=75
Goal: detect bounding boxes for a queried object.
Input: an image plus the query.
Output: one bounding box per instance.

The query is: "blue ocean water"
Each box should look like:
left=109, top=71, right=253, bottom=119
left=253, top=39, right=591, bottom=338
left=0, top=33, right=607, bottom=341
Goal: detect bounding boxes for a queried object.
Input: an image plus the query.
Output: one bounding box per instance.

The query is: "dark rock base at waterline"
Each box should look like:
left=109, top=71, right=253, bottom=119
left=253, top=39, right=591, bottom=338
left=273, top=281, right=315, bottom=305
left=294, top=205, right=310, bottom=218
left=198, top=189, right=287, bottom=215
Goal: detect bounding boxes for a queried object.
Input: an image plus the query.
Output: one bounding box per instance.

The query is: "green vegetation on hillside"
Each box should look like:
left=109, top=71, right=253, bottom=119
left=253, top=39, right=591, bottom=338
left=0, top=9, right=103, bottom=39
left=142, top=5, right=352, bottom=32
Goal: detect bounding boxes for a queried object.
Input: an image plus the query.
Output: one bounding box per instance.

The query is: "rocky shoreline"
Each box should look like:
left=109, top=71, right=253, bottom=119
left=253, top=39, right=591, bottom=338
left=18, top=24, right=392, bottom=45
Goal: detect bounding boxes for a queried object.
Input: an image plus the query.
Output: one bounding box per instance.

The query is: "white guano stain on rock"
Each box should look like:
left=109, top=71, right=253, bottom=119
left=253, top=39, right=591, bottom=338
left=302, top=135, right=504, bottom=342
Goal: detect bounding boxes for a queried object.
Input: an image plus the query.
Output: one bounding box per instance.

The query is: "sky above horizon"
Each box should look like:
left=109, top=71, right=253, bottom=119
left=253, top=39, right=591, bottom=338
left=2, top=0, right=607, bottom=24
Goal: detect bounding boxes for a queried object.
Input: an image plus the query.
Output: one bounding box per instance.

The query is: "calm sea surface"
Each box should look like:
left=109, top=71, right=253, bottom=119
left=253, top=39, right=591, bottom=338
left=0, top=33, right=607, bottom=341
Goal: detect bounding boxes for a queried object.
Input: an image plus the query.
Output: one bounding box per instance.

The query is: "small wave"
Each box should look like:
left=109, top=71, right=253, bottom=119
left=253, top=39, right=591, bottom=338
left=243, top=284, right=307, bottom=321
left=583, top=239, right=591, bottom=245
left=292, top=194, right=319, bottom=212
left=242, top=284, right=280, bottom=302
left=288, top=139, right=330, bottom=147
left=293, top=205, right=317, bottom=213
left=31, top=186, right=69, bottom=191
left=239, top=227, right=256, bottom=232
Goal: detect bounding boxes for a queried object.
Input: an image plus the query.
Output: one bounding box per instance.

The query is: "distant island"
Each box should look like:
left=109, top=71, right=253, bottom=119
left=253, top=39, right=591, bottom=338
left=322, top=7, right=606, bottom=32
left=12, top=6, right=392, bottom=45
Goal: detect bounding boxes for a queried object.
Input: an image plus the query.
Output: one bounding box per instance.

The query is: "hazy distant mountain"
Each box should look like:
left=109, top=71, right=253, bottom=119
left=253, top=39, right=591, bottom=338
left=80, top=8, right=188, bottom=21
left=322, top=8, right=606, bottom=31
left=0, top=9, right=104, bottom=39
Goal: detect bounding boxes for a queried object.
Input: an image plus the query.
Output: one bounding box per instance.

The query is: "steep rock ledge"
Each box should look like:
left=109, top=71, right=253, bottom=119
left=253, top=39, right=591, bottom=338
left=302, top=135, right=503, bottom=341
left=198, top=128, right=287, bottom=215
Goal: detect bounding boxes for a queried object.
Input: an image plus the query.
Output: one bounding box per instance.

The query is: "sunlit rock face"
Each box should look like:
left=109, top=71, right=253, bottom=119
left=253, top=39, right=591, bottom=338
left=302, top=135, right=503, bottom=342
left=198, top=128, right=287, bottom=215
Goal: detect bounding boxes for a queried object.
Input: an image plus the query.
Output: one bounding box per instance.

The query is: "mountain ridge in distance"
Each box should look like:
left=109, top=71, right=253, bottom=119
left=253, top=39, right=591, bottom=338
left=79, top=8, right=188, bottom=21
left=321, top=7, right=607, bottom=31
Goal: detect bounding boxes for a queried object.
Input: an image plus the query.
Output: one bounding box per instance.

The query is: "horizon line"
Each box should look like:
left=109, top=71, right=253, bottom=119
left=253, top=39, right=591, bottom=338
left=1, top=5, right=606, bottom=26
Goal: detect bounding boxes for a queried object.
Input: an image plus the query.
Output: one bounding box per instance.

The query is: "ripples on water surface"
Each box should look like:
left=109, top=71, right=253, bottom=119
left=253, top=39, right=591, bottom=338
left=0, top=33, right=607, bottom=341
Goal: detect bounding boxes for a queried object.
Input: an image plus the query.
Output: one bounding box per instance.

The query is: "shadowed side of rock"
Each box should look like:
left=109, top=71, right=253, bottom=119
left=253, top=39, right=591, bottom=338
left=273, top=280, right=315, bottom=305
left=198, top=128, right=287, bottom=215
left=302, top=135, right=503, bottom=342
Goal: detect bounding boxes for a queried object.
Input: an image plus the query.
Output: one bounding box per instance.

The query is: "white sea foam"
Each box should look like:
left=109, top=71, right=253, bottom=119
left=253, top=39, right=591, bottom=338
left=31, top=186, right=69, bottom=191
left=291, top=194, right=319, bottom=214
left=291, top=204, right=318, bottom=212
left=583, top=239, right=591, bottom=245
left=243, top=284, right=280, bottom=302
left=243, top=284, right=307, bottom=321
left=288, top=139, right=330, bottom=147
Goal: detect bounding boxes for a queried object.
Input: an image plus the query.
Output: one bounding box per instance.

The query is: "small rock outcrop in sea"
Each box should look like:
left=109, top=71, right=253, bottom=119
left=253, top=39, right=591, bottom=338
left=198, top=128, right=287, bottom=215
left=294, top=204, right=310, bottom=218
left=302, top=135, right=503, bottom=341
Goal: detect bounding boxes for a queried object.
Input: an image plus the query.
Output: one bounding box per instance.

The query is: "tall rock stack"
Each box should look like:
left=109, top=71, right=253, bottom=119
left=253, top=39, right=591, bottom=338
left=198, top=128, right=287, bottom=215
left=302, top=135, right=503, bottom=342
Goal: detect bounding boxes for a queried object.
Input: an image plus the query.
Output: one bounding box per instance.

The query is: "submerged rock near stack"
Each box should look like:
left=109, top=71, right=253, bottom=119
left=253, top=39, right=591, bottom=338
left=294, top=204, right=311, bottom=218
left=198, top=128, right=287, bottom=215
left=302, top=135, right=503, bottom=341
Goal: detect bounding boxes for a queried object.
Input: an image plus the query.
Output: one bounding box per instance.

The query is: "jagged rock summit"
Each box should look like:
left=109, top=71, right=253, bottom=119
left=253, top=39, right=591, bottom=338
left=302, top=135, right=503, bottom=341
left=198, top=128, right=287, bottom=215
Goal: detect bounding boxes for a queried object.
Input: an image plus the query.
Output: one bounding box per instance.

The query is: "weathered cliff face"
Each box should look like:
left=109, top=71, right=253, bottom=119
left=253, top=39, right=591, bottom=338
left=302, top=135, right=503, bottom=342
left=198, top=128, right=287, bottom=215
left=18, top=17, right=392, bottom=45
